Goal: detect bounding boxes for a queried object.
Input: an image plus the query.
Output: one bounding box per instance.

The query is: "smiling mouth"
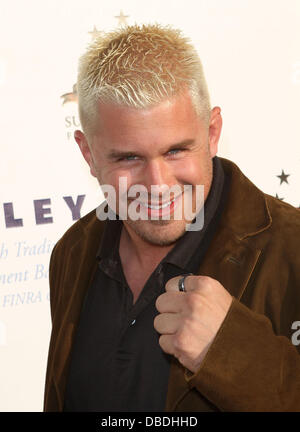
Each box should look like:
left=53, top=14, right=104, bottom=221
left=136, top=191, right=184, bottom=209
left=138, top=197, right=176, bottom=210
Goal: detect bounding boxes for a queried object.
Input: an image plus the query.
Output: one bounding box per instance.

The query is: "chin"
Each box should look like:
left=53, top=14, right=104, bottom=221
left=126, top=218, right=187, bottom=246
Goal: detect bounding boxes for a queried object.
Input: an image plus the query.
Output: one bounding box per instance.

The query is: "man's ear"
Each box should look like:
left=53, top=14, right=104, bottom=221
left=74, top=130, right=97, bottom=177
left=208, top=106, right=222, bottom=158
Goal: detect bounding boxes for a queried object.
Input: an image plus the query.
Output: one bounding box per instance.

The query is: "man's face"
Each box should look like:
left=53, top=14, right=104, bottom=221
left=76, top=91, right=222, bottom=246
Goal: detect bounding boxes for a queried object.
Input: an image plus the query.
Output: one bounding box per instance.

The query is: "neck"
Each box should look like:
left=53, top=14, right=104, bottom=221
left=120, top=222, right=176, bottom=269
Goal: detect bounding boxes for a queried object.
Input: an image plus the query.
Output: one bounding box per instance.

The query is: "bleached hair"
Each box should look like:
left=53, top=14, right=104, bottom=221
left=77, top=23, right=211, bottom=136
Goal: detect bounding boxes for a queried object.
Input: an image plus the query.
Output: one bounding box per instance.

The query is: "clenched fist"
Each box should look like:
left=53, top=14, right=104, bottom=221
left=154, top=275, right=233, bottom=373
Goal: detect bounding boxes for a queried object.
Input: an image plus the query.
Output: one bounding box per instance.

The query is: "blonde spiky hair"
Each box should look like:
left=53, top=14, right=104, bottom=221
left=77, top=23, right=211, bottom=136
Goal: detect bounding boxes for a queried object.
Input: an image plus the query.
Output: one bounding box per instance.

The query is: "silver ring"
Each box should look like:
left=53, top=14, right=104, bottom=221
left=178, top=274, right=192, bottom=292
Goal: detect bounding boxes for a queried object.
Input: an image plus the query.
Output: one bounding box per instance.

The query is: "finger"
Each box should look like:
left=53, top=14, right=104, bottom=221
left=165, top=274, right=195, bottom=293
left=155, top=291, right=184, bottom=313
left=154, top=312, right=180, bottom=335
left=158, top=334, right=176, bottom=356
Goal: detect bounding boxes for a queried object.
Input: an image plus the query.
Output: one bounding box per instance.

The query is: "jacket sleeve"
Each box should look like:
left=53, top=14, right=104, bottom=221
left=184, top=297, right=300, bottom=411
left=43, top=240, right=65, bottom=411
left=47, top=237, right=68, bottom=322
left=48, top=243, right=59, bottom=322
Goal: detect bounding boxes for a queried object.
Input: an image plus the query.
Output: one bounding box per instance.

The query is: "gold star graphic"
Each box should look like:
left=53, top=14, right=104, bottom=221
left=115, top=10, right=129, bottom=26
left=276, top=169, right=290, bottom=185
left=61, top=83, right=77, bottom=105
left=88, top=25, right=104, bottom=41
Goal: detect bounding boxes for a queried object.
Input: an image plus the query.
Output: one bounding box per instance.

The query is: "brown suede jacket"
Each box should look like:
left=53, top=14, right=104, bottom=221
left=44, top=157, right=300, bottom=412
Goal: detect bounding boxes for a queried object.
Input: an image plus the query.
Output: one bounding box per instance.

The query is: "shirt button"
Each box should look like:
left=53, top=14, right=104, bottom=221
left=130, top=319, right=136, bottom=326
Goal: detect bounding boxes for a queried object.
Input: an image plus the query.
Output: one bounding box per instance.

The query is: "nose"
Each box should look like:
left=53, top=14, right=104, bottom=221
left=142, top=158, right=174, bottom=194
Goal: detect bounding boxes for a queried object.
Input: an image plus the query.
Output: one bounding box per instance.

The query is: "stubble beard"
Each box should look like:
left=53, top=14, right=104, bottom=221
left=123, top=194, right=196, bottom=247
left=120, top=183, right=205, bottom=246
left=123, top=217, right=188, bottom=246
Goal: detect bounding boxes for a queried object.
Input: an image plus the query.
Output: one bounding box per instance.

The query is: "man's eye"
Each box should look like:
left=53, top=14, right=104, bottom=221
left=118, top=155, right=138, bottom=162
left=167, top=148, right=183, bottom=156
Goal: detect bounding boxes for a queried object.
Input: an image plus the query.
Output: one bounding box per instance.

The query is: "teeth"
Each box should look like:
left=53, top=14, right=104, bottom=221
left=140, top=198, right=175, bottom=210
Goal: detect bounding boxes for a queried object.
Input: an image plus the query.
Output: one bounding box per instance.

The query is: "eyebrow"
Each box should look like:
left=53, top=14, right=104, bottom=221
left=107, top=139, right=195, bottom=160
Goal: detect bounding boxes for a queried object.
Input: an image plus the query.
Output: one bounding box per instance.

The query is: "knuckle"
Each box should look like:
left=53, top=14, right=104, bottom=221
left=153, top=315, right=159, bottom=329
left=199, top=275, right=215, bottom=294
left=154, top=313, right=164, bottom=331
left=155, top=294, right=164, bottom=311
left=158, top=334, right=166, bottom=348
left=201, top=275, right=211, bottom=283
left=200, top=275, right=212, bottom=286
left=165, top=276, right=177, bottom=290
left=158, top=335, right=164, bottom=350
left=155, top=297, right=160, bottom=310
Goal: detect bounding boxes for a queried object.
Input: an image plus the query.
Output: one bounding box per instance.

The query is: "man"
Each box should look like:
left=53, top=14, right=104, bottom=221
left=44, top=24, right=300, bottom=411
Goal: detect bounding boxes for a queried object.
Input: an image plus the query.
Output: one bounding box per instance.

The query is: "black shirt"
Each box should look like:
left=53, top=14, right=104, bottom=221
left=64, top=156, right=230, bottom=412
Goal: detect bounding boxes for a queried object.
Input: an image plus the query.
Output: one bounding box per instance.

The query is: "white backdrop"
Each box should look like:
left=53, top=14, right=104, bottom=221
left=0, top=0, right=299, bottom=411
